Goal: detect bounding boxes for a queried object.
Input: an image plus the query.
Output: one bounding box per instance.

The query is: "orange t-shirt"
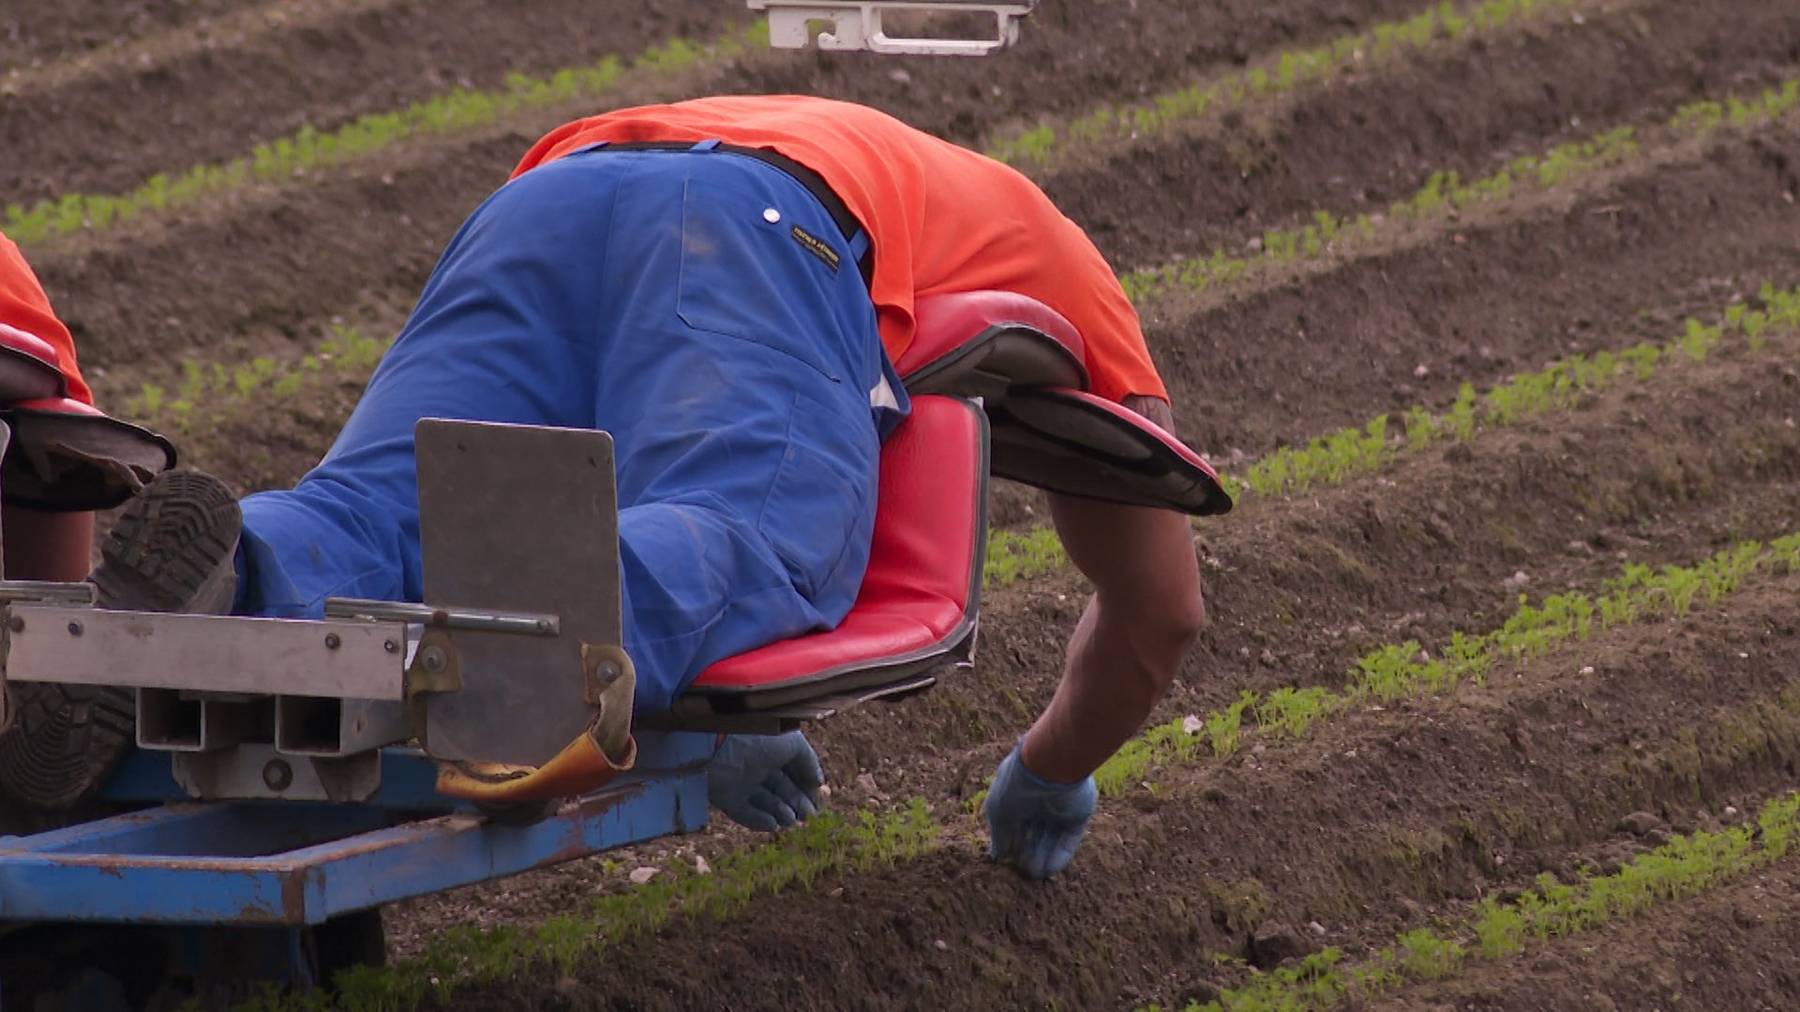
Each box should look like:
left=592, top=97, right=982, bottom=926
left=512, top=95, right=1166, bottom=404
left=0, top=232, right=92, bottom=405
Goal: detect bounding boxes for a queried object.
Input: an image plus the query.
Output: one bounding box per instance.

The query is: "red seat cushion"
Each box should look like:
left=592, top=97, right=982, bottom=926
left=686, top=394, right=987, bottom=699
left=897, top=290, right=1088, bottom=397
left=0, top=323, right=67, bottom=403
left=2, top=397, right=177, bottom=510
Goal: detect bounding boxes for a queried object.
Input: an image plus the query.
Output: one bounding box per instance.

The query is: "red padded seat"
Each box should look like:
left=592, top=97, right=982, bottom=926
left=2, top=397, right=176, bottom=511
left=676, top=394, right=987, bottom=712
left=0, top=323, right=67, bottom=403
left=899, top=290, right=1232, bottom=517
left=898, top=290, right=1088, bottom=400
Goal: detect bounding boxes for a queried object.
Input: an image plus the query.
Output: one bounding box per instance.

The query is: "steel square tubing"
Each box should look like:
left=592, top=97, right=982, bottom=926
left=5, top=607, right=407, bottom=700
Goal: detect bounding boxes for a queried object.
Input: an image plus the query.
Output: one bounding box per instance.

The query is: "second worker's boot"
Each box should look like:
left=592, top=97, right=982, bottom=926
left=0, top=469, right=241, bottom=811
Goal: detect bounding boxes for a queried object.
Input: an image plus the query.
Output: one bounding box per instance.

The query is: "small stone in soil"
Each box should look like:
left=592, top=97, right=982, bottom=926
left=1617, top=811, right=1665, bottom=836
left=1247, top=923, right=1312, bottom=969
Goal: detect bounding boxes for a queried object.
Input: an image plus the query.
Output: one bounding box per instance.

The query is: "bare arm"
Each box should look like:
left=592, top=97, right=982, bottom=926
left=1, top=505, right=95, bottom=581
left=1020, top=395, right=1205, bottom=782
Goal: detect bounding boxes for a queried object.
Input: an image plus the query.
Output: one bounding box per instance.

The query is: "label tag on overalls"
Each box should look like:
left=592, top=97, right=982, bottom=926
left=789, top=225, right=841, bottom=274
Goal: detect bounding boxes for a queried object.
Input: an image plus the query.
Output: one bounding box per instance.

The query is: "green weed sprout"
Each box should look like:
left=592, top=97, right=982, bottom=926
left=4, top=24, right=769, bottom=247
left=1186, top=790, right=1800, bottom=1011
left=986, top=0, right=1580, bottom=169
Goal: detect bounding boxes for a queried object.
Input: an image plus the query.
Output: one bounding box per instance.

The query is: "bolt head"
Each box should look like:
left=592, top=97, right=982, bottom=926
left=6, top=615, right=23, bottom=632
left=262, top=758, right=294, bottom=792
left=324, top=632, right=342, bottom=650
left=66, top=620, right=83, bottom=637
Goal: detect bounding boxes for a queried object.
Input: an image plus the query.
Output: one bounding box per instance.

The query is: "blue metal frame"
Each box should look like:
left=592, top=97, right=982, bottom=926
left=0, top=732, right=714, bottom=926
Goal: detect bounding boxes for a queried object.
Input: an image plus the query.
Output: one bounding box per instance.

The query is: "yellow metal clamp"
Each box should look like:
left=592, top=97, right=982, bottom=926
left=434, top=644, right=639, bottom=807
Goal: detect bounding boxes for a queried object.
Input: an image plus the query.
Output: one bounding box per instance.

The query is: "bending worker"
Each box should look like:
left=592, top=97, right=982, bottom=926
left=4, top=96, right=1206, bottom=880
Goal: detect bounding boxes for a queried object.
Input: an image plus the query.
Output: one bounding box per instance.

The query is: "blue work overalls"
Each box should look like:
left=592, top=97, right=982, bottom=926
left=234, top=144, right=908, bottom=712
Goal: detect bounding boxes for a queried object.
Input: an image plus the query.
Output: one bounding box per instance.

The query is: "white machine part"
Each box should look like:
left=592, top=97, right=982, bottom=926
left=749, top=0, right=1036, bottom=56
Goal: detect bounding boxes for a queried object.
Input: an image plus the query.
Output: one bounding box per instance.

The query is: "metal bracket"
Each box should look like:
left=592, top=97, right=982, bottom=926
left=749, top=0, right=1034, bottom=56
left=405, top=627, right=462, bottom=698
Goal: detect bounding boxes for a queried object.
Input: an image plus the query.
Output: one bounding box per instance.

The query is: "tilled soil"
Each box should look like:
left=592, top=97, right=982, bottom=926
left=1376, top=858, right=1800, bottom=1010
left=434, top=568, right=1800, bottom=1010
left=385, top=328, right=1800, bottom=957
left=9, top=0, right=1800, bottom=1006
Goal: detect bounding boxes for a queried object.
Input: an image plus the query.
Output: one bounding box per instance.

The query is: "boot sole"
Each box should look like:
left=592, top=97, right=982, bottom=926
left=0, top=469, right=240, bottom=810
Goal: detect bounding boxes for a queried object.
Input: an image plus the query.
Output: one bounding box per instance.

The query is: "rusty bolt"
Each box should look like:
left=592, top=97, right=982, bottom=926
left=324, top=632, right=342, bottom=650
left=262, top=758, right=294, bottom=792
left=67, top=620, right=83, bottom=637
left=420, top=645, right=448, bottom=674
left=597, top=660, right=623, bottom=686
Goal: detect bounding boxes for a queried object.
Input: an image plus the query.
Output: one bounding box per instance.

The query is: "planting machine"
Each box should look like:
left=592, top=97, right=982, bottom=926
left=0, top=10, right=1229, bottom=999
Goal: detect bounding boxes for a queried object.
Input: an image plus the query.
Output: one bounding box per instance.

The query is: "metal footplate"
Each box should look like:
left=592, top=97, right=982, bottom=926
left=0, top=418, right=626, bottom=804
left=750, top=0, right=1036, bottom=56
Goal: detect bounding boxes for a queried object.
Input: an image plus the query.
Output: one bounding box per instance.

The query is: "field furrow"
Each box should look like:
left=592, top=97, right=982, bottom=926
left=1038, top=0, right=1800, bottom=267
left=378, top=308, right=1800, bottom=980
left=2, top=0, right=1437, bottom=207
left=7, top=1, right=1800, bottom=1006
left=1378, top=855, right=1800, bottom=1010
left=1153, top=112, right=1800, bottom=461
left=397, top=557, right=1800, bottom=1010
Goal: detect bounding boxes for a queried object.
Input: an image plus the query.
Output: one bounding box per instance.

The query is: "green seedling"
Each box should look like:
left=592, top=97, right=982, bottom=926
left=4, top=24, right=768, bottom=247
left=1179, top=790, right=1800, bottom=1010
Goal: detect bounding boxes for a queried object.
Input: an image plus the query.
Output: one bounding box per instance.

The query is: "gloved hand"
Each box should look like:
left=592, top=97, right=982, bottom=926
left=706, top=730, right=826, bottom=832
left=983, top=741, right=1097, bottom=880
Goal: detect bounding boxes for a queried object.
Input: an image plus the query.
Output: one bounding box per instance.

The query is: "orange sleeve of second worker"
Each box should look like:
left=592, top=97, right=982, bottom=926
left=0, top=232, right=93, bottom=406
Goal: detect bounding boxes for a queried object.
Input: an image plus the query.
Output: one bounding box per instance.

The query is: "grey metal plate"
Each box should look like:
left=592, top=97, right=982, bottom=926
left=6, top=607, right=407, bottom=699
left=415, top=418, right=619, bottom=766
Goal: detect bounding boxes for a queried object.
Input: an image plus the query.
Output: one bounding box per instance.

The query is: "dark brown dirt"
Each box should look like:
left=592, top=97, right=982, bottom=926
left=1379, top=859, right=1800, bottom=1010
left=430, top=570, right=1800, bottom=1011
left=18, top=0, right=1477, bottom=395
left=2, top=0, right=1436, bottom=204
left=31, top=15, right=1798, bottom=487
left=13, top=0, right=1800, bottom=1005
left=1161, top=122, right=1800, bottom=461
left=0, top=0, right=256, bottom=68
left=388, top=325, right=1800, bottom=963
left=1042, top=0, right=1800, bottom=268
left=1, top=0, right=724, bottom=202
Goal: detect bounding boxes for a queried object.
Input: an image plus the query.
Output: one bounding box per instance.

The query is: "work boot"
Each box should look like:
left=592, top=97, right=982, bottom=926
left=0, top=469, right=241, bottom=810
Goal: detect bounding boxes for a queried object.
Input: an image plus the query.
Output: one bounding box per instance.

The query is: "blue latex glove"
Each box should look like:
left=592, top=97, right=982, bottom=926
left=983, top=742, right=1098, bottom=880
left=706, top=731, right=826, bottom=832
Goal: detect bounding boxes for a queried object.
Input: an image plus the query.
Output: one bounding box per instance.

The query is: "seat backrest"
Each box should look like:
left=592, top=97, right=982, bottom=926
left=991, top=387, right=1233, bottom=516
left=898, top=290, right=1088, bottom=399
left=898, top=289, right=1233, bottom=517
left=1, top=398, right=177, bottom=511
left=685, top=394, right=988, bottom=701
left=0, top=323, right=67, bottom=403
